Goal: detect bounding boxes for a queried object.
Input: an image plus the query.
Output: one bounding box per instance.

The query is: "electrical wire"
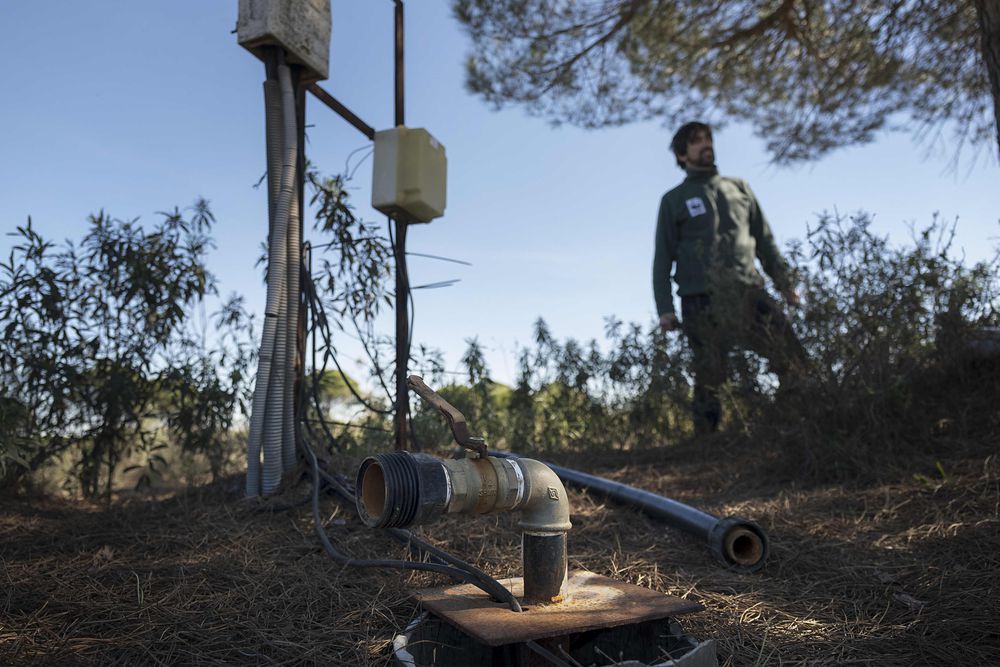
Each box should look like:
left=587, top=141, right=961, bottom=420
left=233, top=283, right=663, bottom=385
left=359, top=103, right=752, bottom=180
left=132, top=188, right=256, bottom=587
left=403, top=233, right=419, bottom=451
left=342, top=144, right=374, bottom=178
left=348, top=312, right=395, bottom=404
left=300, top=417, right=393, bottom=433
left=346, top=148, right=374, bottom=181
left=299, top=432, right=492, bottom=586
left=303, top=251, right=346, bottom=452
left=307, top=459, right=519, bottom=609
left=405, top=251, right=472, bottom=266
left=386, top=216, right=417, bottom=386
left=298, top=244, right=521, bottom=611
left=309, top=236, right=384, bottom=252
left=411, top=279, right=460, bottom=290
left=386, top=215, right=422, bottom=451
left=298, top=428, right=521, bottom=611
left=303, top=253, right=394, bottom=406
left=303, top=269, right=393, bottom=415
left=302, top=264, right=394, bottom=404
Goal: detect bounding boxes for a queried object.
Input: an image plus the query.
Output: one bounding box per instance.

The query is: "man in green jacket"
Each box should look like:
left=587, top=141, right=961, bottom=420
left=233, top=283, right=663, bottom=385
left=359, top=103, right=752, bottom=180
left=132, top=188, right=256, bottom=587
left=653, top=121, right=806, bottom=433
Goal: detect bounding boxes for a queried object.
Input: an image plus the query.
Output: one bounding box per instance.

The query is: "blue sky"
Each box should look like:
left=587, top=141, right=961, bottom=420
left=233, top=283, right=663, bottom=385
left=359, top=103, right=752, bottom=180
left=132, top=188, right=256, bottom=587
left=2, top=1, right=998, bottom=386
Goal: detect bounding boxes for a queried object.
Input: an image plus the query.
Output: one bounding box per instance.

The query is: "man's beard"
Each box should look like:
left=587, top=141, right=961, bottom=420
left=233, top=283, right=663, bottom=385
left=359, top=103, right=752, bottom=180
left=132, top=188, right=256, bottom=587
left=692, top=149, right=714, bottom=168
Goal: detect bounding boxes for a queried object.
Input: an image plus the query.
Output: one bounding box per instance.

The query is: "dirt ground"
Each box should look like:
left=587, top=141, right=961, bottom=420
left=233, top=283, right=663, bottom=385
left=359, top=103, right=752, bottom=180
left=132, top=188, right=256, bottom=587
left=2, top=440, right=998, bottom=666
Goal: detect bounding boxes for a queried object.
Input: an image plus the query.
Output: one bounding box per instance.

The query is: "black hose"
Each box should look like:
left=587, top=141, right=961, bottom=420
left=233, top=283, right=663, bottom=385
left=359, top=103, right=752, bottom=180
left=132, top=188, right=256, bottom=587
left=494, top=451, right=769, bottom=573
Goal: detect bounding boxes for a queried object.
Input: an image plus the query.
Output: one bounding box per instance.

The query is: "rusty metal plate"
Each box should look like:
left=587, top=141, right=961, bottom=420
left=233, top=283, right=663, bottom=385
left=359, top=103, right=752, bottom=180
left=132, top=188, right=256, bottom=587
left=413, top=569, right=703, bottom=647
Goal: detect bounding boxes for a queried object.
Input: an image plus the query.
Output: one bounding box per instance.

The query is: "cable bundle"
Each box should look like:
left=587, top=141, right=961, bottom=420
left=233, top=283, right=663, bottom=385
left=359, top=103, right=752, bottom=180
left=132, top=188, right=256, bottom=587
left=246, top=55, right=301, bottom=497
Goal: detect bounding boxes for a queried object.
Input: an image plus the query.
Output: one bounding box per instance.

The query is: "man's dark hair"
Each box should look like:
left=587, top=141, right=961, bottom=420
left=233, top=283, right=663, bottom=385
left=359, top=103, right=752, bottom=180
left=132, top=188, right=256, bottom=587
left=670, top=121, right=712, bottom=169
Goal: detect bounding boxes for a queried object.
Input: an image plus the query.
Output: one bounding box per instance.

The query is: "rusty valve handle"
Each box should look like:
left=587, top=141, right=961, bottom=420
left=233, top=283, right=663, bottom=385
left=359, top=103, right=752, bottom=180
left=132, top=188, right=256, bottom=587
left=407, top=375, right=487, bottom=458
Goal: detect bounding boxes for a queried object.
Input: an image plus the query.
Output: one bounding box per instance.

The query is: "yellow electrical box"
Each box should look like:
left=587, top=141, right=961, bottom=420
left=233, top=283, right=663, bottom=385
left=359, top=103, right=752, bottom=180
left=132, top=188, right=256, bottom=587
left=372, top=127, right=447, bottom=223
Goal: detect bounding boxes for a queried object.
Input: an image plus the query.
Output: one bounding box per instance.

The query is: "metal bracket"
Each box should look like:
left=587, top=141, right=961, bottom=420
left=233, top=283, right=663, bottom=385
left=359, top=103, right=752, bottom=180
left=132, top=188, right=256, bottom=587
left=407, top=375, right=487, bottom=458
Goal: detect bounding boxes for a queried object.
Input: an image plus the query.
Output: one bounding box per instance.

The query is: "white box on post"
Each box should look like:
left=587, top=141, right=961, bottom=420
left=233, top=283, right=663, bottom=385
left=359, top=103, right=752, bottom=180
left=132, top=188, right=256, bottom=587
left=237, top=0, right=331, bottom=82
left=372, top=127, right=447, bottom=224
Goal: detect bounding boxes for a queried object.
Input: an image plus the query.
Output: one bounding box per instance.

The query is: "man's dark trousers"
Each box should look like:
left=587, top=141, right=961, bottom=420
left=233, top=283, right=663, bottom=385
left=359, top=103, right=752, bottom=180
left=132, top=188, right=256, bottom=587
left=680, top=286, right=806, bottom=433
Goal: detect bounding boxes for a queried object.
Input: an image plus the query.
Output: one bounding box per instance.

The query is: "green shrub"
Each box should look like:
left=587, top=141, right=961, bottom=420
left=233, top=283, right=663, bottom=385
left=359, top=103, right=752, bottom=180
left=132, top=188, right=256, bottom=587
left=0, top=203, right=253, bottom=497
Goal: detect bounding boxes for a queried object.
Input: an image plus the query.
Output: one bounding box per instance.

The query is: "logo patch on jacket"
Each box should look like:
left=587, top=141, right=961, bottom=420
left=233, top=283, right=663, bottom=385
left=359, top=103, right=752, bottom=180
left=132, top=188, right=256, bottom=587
left=685, top=197, right=707, bottom=217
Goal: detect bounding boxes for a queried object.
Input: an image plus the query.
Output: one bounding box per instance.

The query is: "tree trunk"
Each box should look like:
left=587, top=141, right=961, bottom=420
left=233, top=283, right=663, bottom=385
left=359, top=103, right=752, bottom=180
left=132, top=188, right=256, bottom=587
left=976, top=0, right=1000, bottom=158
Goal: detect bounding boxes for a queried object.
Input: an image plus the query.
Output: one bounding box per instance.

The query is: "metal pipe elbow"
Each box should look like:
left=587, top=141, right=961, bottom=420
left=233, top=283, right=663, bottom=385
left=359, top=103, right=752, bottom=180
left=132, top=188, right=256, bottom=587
left=355, top=453, right=571, bottom=604
left=515, top=458, right=572, bottom=534
left=355, top=453, right=571, bottom=534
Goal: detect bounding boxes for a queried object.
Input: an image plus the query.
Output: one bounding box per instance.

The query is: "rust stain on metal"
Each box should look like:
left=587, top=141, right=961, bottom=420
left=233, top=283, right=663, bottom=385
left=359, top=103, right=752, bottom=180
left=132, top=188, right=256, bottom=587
left=413, top=569, right=703, bottom=647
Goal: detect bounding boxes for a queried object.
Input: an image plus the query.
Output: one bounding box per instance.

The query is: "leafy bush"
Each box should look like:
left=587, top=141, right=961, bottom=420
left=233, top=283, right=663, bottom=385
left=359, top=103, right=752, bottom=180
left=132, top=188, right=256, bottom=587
left=410, top=321, right=692, bottom=454
left=0, top=203, right=253, bottom=497
left=767, top=212, right=1000, bottom=475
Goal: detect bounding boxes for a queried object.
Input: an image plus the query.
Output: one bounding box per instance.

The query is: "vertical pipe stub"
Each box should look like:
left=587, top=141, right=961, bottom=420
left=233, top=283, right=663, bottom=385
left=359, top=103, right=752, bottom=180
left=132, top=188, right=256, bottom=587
left=522, top=533, right=568, bottom=604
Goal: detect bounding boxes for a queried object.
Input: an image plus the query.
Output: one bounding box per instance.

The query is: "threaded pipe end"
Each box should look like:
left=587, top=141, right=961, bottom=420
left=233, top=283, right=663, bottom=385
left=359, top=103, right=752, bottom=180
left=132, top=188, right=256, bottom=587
left=356, top=452, right=420, bottom=528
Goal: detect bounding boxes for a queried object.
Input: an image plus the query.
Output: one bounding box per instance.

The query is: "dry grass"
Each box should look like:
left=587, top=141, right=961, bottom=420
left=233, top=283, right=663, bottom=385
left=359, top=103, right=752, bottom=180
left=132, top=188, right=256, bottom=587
left=2, top=443, right=998, bottom=665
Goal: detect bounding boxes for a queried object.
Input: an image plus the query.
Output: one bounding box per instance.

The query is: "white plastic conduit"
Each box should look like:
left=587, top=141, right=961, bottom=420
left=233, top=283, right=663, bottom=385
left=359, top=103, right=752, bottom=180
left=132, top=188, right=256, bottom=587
left=245, top=74, right=286, bottom=497
left=282, top=147, right=300, bottom=473
left=261, top=62, right=299, bottom=495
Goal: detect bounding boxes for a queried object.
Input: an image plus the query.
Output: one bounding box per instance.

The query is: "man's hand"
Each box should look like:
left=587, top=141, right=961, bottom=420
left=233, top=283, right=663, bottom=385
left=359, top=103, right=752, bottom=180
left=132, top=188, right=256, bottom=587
left=659, top=312, right=680, bottom=332
left=782, top=288, right=802, bottom=307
